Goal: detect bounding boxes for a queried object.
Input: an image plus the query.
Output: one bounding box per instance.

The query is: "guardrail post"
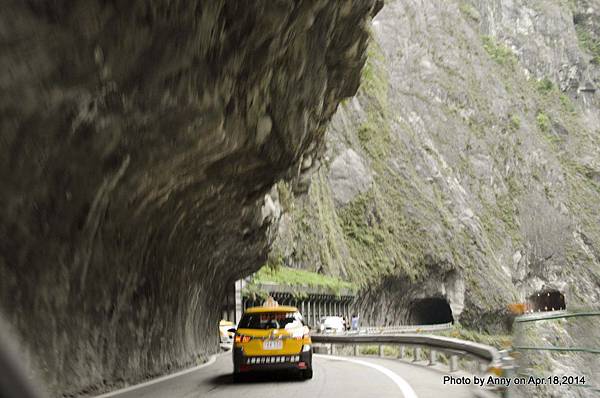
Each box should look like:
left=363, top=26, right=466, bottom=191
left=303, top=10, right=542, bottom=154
left=354, top=344, right=358, bottom=356
left=399, top=345, right=405, bottom=359
left=379, top=344, right=384, bottom=357
left=331, top=344, right=335, bottom=356
left=428, top=349, right=436, bottom=366
left=500, top=352, right=516, bottom=398
left=450, top=355, right=458, bottom=372
left=413, top=347, right=421, bottom=362
left=478, top=361, right=487, bottom=374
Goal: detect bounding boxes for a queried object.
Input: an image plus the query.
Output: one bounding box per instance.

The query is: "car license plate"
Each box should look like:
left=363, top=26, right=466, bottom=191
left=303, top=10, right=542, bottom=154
left=263, top=340, right=283, bottom=350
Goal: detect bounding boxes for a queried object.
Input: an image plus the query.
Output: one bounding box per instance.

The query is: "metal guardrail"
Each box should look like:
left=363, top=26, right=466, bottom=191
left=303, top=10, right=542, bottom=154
left=512, top=345, right=600, bottom=354
left=515, top=310, right=600, bottom=323
left=311, top=333, right=504, bottom=374
left=513, top=311, right=600, bottom=356
left=357, top=322, right=453, bottom=335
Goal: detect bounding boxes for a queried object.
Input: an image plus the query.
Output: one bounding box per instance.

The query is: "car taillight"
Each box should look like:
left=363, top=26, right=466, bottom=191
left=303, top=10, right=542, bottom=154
left=235, top=335, right=252, bottom=343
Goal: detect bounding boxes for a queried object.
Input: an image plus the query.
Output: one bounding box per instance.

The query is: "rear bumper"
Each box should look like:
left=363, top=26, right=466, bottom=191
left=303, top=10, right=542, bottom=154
left=233, top=347, right=312, bottom=373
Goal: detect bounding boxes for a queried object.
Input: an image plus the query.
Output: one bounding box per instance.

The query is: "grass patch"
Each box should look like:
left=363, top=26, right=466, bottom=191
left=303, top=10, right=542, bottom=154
left=482, top=36, right=517, bottom=66
left=436, top=325, right=513, bottom=350
left=277, top=181, right=294, bottom=212
left=339, top=193, right=383, bottom=247
left=575, top=25, right=600, bottom=64
left=536, top=77, right=554, bottom=94
left=357, top=116, right=391, bottom=159
left=361, top=38, right=388, bottom=108
left=559, top=94, right=576, bottom=114
left=359, top=345, right=380, bottom=355
left=536, top=112, right=551, bottom=133
left=250, top=266, right=356, bottom=295
left=509, top=114, right=521, bottom=130
left=358, top=38, right=391, bottom=160
left=459, top=2, right=480, bottom=22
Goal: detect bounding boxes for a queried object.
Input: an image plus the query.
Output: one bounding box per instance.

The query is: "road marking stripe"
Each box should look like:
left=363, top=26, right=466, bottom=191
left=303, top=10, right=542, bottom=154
left=94, top=353, right=222, bottom=398
left=316, top=354, right=418, bottom=398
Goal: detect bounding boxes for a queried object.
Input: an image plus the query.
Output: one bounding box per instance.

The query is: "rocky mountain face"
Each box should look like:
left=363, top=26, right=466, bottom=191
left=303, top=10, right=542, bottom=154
left=512, top=312, right=599, bottom=398
left=0, top=1, right=381, bottom=395
left=271, top=0, right=600, bottom=332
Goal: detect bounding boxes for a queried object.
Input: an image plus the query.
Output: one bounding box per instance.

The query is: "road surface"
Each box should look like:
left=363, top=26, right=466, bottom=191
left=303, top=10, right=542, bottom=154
left=99, top=353, right=487, bottom=398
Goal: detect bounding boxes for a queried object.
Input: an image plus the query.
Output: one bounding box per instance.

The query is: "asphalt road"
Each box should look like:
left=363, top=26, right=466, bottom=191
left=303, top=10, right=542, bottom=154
left=99, top=353, right=484, bottom=398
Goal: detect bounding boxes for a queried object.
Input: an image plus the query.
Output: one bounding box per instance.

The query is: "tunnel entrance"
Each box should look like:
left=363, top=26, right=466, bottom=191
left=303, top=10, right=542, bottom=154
left=408, top=297, right=454, bottom=325
left=528, top=289, right=566, bottom=312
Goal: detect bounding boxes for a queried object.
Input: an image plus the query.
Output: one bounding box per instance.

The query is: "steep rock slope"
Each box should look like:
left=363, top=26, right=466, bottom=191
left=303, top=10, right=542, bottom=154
left=0, top=1, right=381, bottom=395
left=512, top=311, right=600, bottom=398
left=271, top=0, right=600, bottom=331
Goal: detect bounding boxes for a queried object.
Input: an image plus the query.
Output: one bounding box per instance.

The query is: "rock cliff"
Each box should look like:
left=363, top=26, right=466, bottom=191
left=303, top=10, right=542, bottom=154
left=271, top=0, right=600, bottom=332
left=0, top=1, right=381, bottom=395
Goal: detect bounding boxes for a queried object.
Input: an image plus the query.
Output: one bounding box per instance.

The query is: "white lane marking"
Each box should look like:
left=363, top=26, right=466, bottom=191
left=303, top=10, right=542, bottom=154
left=315, top=354, right=418, bottom=398
left=94, top=353, right=222, bottom=397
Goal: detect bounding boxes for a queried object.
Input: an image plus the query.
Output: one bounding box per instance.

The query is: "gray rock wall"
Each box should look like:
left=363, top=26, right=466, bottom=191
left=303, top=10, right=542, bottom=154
left=269, top=0, right=600, bottom=332
left=0, top=1, right=381, bottom=395
left=511, top=310, right=600, bottom=398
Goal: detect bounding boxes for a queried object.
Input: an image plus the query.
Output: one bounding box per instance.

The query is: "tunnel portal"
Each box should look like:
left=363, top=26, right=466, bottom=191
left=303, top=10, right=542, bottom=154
left=408, top=297, right=454, bottom=325
left=528, top=290, right=566, bottom=312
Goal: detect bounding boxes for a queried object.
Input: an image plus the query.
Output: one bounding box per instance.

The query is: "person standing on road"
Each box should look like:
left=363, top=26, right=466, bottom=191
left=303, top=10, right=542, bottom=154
left=351, top=313, right=359, bottom=331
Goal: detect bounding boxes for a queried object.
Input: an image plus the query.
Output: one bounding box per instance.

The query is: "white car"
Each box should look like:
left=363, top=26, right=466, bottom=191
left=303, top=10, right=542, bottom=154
left=318, top=316, right=345, bottom=334
left=219, top=320, right=234, bottom=349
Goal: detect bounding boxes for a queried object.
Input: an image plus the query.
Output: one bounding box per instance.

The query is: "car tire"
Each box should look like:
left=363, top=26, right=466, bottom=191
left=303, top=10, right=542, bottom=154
left=233, top=372, right=243, bottom=383
left=302, top=368, right=313, bottom=380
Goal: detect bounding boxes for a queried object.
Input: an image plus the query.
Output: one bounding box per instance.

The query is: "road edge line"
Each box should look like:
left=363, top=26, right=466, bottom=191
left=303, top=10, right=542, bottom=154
left=94, top=352, right=225, bottom=397
left=315, top=354, right=418, bottom=398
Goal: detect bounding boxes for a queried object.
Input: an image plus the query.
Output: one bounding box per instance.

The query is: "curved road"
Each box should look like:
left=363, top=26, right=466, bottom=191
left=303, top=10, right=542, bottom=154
left=99, top=353, right=484, bottom=398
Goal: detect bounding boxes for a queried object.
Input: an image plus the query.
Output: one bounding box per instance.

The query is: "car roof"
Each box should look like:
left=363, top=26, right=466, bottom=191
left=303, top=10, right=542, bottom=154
left=244, top=305, right=298, bottom=314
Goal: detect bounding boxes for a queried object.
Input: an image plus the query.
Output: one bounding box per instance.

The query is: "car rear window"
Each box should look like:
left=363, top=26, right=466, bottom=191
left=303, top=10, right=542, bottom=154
left=238, top=311, right=304, bottom=329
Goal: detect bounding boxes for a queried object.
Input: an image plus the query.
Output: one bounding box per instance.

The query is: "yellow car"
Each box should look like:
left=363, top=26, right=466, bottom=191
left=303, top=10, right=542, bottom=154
left=231, top=300, right=313, bottom=380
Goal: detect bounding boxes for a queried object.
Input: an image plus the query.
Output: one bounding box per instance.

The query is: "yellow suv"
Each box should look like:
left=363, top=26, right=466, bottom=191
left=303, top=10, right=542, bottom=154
left=231, top=300, right=313, bottom=381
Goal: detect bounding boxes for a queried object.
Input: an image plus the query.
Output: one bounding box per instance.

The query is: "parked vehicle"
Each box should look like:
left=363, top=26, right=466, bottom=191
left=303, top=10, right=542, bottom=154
left=219, top=319, right=235, bottom=345
left=318, top=316, right=345, bottom=334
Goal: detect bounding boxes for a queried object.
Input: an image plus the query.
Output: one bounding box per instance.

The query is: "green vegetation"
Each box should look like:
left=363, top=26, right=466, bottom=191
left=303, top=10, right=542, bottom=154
left=536, top=77, right=554, bottom=94
left=436, top=325, right=513, bottom=350
left=277, top=181, right=294, bottom=212
left=250, top=265, right=356, bottom=294
left=358, top=38, right=391, bottom=160
left=482, top=36, right=517, bottom=66
left=509, top=114, right=521, bottom=130
left=459, top=2, right=480, bottom=22
left=339, top=193, right=381, bottom=247
left=559, top=94, right=576, bottom=114
left=359, top=345, right=381, bottom=355
left=357, top=117, right=391, bottom=159
left=361, top=38, right=389, bottom=109
left=536, top=112, right=551, bottom=132
left=575, top=25, right=600, bottom=64
left=479, top=193, right=523, bottom=250
left=242, top=283, right=271, bottom=301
